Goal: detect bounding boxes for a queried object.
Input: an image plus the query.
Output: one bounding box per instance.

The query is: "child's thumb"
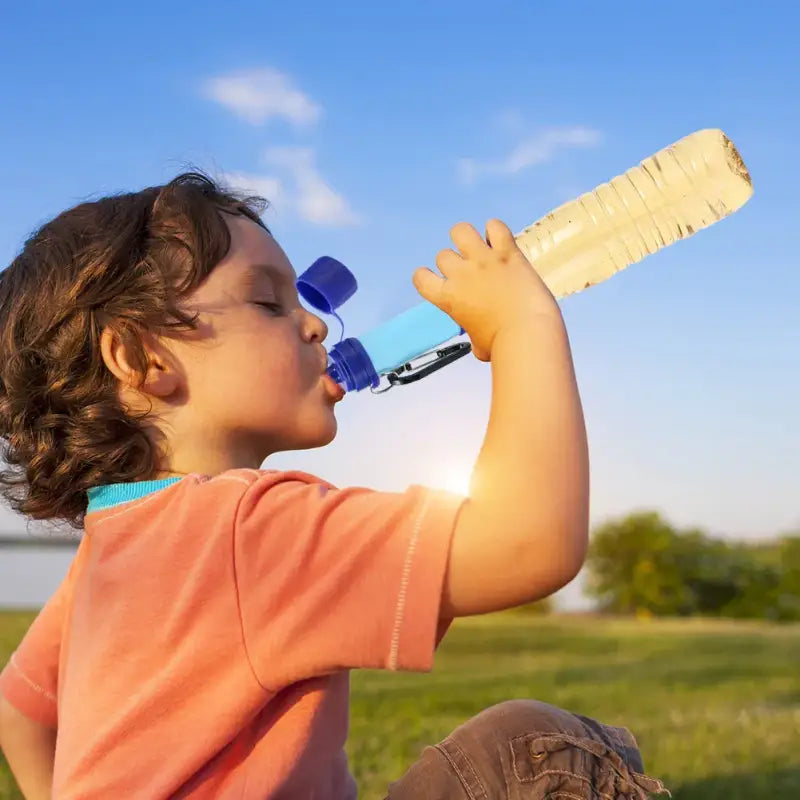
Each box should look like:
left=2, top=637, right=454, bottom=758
left=412, top=267, right=446, bottom=307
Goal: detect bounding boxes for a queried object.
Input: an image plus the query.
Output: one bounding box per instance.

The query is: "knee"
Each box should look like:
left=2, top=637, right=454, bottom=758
left=441, top=701, right=667, bottom=798
left=456, top=698, right=587, bottom=741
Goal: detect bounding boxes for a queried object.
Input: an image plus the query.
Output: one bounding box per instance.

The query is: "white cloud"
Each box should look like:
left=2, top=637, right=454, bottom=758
left=264, top=146, right=360, bottom=227
left=218, top=149, right=359, bottom=228
left=220, top=171, right=284, bottom=206
left=459, top=125, right=602, bottom=184
left=203, top=68, right=321, bottom=127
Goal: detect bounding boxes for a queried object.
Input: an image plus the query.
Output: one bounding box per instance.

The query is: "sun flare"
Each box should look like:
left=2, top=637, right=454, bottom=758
left=435, top=462, right=473, bottom=497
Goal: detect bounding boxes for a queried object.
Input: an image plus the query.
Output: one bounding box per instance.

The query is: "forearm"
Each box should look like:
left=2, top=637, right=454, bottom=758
left=0, top=700, right=56, bottom=800
left=470, top=314, right=590, bottom=581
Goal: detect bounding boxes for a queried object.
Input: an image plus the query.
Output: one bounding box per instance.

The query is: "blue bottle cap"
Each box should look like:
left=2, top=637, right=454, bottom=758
left=327, top=337, right=379, bottom=392
left=296, top=256, right=357, bottom=314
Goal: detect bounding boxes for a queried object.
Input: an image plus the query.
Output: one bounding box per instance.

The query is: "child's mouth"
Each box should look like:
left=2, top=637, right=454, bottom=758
left=321, top=373, right=346, bottom=403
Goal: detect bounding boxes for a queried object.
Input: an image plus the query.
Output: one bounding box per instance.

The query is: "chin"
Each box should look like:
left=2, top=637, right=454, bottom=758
left=314, top=421, right=338, bottom=447
left=293, top=415, right=338, bottom=451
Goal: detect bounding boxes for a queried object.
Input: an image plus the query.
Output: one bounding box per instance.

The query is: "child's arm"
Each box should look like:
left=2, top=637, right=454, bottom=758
left=442, top=316, right=588, bottom=616
left=413, top=220, right=589, bottom=618
left=0, top=697, right=56, bottom=800
left=0, top=563, right=73, bottom=799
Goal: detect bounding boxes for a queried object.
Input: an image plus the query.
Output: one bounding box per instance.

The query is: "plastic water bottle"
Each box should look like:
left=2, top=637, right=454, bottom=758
left=297, top=129, right=753, bottom=393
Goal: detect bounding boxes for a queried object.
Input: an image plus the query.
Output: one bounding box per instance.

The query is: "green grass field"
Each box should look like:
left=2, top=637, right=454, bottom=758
left=2, top=611, right=798, bottom=799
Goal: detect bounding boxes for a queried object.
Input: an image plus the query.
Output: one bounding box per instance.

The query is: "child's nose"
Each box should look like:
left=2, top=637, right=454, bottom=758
left=301, top=309, right=328, bottom=343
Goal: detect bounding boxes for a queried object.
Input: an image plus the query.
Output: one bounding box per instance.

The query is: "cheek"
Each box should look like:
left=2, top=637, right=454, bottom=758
left=190, top=325, right=313, bottom=406
left=260, top=349, right=310, bottom=395
left=245, top=335, right=317, bottom=407
left=239, top=329, right=303, bottom=378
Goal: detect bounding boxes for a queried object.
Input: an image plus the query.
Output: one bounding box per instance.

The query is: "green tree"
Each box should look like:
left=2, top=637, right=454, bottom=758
left=677, top=535, right=761, bottom=616
left=586, top=513, right=800, bottom=621
left=585, top=512, right=695, bottom=615
left=774, top=536, right=800, bottom=620
left=715, top=542, right=781, bottom=619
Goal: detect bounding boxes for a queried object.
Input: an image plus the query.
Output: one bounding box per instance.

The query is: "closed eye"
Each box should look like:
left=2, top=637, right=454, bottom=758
left=254, top=301, right=284, bottom=314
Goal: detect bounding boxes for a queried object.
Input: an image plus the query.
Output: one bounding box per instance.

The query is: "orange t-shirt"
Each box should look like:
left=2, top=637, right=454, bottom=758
left=0, top=468, right=465, bottom=798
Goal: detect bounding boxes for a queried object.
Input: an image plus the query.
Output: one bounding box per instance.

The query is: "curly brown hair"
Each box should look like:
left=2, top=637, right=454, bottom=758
left=0, top=172, right=269, bottom=529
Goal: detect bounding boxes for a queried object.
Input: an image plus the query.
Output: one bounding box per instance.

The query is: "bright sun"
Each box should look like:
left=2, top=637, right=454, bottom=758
left=436, top=462, right=473, bottom=497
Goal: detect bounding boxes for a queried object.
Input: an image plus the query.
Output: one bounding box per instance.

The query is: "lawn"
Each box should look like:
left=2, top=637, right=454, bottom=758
left=1, top=611, right=798, bottom=799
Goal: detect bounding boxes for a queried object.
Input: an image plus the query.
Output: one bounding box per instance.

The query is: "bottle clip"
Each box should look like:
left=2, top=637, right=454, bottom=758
left=370, top=342, right=472, bottom=394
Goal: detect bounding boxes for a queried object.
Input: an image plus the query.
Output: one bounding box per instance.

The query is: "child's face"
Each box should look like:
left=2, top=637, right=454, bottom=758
left=164, top=214, right=340, bottom=468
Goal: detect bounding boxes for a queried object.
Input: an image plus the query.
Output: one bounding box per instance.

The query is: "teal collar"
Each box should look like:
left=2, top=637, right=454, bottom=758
left=86, top=477, right=183, bottom=513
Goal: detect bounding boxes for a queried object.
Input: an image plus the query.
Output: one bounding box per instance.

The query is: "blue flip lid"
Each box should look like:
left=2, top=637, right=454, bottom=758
left=296, top=256, right=357, bottom=313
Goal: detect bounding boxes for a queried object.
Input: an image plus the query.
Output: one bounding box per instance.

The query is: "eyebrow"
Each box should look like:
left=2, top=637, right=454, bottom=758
left=242, top=263, right=297, bottom=288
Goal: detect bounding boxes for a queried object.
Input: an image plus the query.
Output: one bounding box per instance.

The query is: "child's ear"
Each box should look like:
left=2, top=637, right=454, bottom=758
left=99, top=326, right=180, bottom=399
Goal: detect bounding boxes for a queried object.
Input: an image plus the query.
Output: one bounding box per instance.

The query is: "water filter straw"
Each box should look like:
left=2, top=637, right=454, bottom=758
left=297, top=262, right=462, bottom=391
left=296, top=129, right=753, bottom=393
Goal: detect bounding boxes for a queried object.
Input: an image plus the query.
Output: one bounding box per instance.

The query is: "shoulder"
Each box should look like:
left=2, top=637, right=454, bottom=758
left=199, top=468, right=338, bottom=493
left=189, top=469, right=339, bottom=517
left=83, top=469, right=336, bottom=531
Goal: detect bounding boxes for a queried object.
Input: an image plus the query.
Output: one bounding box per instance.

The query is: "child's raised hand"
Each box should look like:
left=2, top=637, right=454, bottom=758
left=412, top=219, right=560, bottom=362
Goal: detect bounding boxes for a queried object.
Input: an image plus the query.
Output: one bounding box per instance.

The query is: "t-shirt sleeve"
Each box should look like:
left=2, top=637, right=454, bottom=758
left=232, top=472, right=466, bottom=689
left=0, top=560, right=74, bottom=727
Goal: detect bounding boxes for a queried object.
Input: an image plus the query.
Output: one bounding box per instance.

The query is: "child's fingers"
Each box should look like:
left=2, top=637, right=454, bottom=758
left=450, top=222, right=487, bottom=257
left=485, top=218, right=517, bottom=254
left=435, top=248, right=463, bottom=278
left=412, top=266, right=447, bottom=308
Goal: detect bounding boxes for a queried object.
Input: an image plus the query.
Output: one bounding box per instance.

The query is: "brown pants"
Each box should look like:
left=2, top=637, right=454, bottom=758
left=386, top=700, right=670, bottom=799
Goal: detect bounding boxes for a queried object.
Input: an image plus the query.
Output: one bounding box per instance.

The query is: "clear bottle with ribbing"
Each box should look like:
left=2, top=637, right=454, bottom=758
left=515, top=127, right=752, bottom=299
left=326, top=128, right=753, bottom=392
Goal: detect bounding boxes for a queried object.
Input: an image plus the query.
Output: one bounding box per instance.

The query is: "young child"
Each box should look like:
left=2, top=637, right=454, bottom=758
left=0, top=174, right=668, bottom=798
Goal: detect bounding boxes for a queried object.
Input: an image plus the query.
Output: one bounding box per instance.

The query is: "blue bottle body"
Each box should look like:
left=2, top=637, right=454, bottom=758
left=361, top=302, right=461, bottom=372
left=327, top=301, right=462, bottom=391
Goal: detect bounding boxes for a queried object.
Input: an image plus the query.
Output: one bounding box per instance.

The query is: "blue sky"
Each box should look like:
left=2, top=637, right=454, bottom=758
left=1, top=1, right=798, bottom=605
